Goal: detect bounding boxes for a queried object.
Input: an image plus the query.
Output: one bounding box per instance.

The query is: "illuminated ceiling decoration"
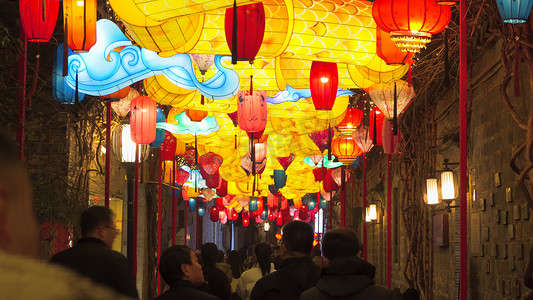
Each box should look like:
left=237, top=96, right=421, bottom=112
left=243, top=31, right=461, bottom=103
left=156, top=111, right=219, bottom=135
left=65, top=20, right=240, bottom=99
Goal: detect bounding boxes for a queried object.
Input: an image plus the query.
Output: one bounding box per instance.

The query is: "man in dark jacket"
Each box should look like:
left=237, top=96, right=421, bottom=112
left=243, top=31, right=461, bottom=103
left=156, top=245, right=219, bottom=300
left=251, top=221, right=321, bottom=300
left=300, top=228, right=401, bottom=300
left=51, top=206, right=138, bottom=298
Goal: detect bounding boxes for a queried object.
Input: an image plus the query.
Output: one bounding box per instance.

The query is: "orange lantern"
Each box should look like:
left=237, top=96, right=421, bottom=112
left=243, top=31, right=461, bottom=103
left=130, top=96, right=157, bottom=145
left=372, top=0, right=451, bottom=52
left=310, top=61, right=339, bottom=111
left=19, top=0, right=60, bottom=42
left=238, top=90, right=267, bottom=134
left=186, top=109, right=208, bottom=122
left=63, top=0, right=97, bottom=52
left=337, top=107, right=363, bottom=136
left=377, top=27, right=414, bottom=65
left=331, top=136, right=363, bottom=164
left=101, top=86, right=130, bottom=101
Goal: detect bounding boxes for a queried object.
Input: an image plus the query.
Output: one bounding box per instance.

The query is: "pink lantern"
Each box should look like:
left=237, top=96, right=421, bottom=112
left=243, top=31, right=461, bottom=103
left=241, top=153, right=267, bottom=175
left=249, top=136, right=268, bottom=163
left=175, top=169, right=190, bottom=186
left=332, top=167, right=350, bottom=186
left=308, top=154, right=324, bottom=166
left=353, top=126, right=374, bottom=153
left=202, top=189, right=216, bottom=202
left=236, top=196, right=250, bottom=208
left=368, top=80, right=415, bottom=120
left=199, top=152, right=224, bottom=175
left=238, top=90, right=267, bottom=134
left=220, top=210, right=228, bottom=224
left=382, top=120, right=402, bottom=154
left=276, top=154, right=295, bottom=170
left=130, top=96, right=157, bottom=144
left=111, top=88, right=139, bottom=117
left=217, top=179, right=228, bottom=197
left=160, top=131, right=177, bottom=161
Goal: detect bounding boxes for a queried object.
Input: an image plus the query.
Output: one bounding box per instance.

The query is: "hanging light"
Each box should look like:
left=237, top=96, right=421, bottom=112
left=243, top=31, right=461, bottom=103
left=366, top=204, right=377, bottom=221
left=376, top=27, right=414, bottom=65
left=372, top=0, right=451, bottom=52
left=224, top=2, right=265, bottom=64
left=440, top=160, right=458, bottom=200
left=425, top=178, right=439, bottom=205
left=310, top=61, right=339, bottom=110
left=19, top=0, right=60, bottom=42
left=111, top=124, right=149, bottom=163
left=331, top=136, right=363, bottom=165
left=264, top=222, right=270, bottom=232
left=496, top=0, right=533, bottom=23
left=336, top=107, right=363, bottom=136
left=63, top=0, right=97, bottom=52
left=130, top=96, right=157, bottom=145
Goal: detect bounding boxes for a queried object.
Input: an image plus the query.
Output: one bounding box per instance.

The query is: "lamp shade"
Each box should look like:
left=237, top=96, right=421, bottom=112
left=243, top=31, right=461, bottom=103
left=19, top=0, right=59, bottom=42
left=250, top=136, right=268, bottom=163
left=310, top=61, right=339, bottom=110
left=440, top=170, right=458, bottom=200
left=376, top=27, right=414, bottom=65
left=353, top=126, right=374, bottom=153
left=249, top=198, right=258, bottom=212
left=224, top=2, right=265, bottom=63
left=331, top=136, right=363, bottom=164
left=63, top=0, right=97, bottom=52
left=238, top=90, right=267, bottom=133
left=372, top=0, right=451, bottom=52
left=273, top=170, right=287, bottom=189
left=111, top=124, right=149, bottom=163
left=496, top=0, right=533, bottom=23
left=425, top=178, right=439, bottom=205
left=189, top=54, right=216, bottom=75
left=130, top=96, right=157, bottom=145
left=368, top=204, right=377, bottom=220
left=368, top=80, right=415, bottom=120
left=337, top=108, right=363, bottom=135
left=210, top=206, right=219, bottom=222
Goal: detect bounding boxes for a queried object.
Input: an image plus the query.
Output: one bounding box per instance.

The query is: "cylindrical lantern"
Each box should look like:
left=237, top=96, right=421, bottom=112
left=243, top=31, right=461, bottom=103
left=242, top=211, right=250, bottom=227
left=217, top=179, right=228, bottom=197
left=260, top=206, right=269, bottom=220
left=249, top=198, right=258, bottom=212
left=130, top=96, right=157, bottom=145
left=198, top=201, right=205, bottom=217
left=372, top=0, right=451, bottom=52
left=425, top=178, right=439, bottom=205
left=331, top=137, right=363, bottom=164
left=273, top=170, right=287, bottom=189
left=188, top=198, right=197, bottom=212
left=440, top=170, right=458, bottom=200
left=53, top=44, right=85, bottom=104
left=186, top=109, right=208, bottom=122
left=224, top=3, right=266, bottom=64
left=369, top=108, right=385, bottom=145
left=337, top=108, right=363, bottom=135
left=63, top=0, right=97, bottom=52
left=496, top=0, right=533, bottom=23
left=160, top=131, right=177, bottom=161
left=19, top=0, right=60, bottom=42
left=310, top=61, right=339, bottom=110
left=250, top=136, right=268, bottom=163
left=300, top=205, right=309, bottom=220
left=150, top=108, right=166, bottom=148
left=210, top=206, right=219, bottom=222
left=238, top=90, right=267, bottom=133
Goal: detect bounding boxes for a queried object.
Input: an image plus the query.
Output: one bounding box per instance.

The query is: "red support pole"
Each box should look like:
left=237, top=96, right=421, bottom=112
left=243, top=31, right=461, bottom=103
left=133, top=144, right=139, bottom=277
left=172, top=159, right=177, bottom=245
left=184, top=202, right=188, bottom=246
left=157, top=149, right=162, bottom=295
left=460, top=0, right=468, bottom=297
left=386, top=153, right=392, bottom=289
left=16, top=28, right=27, bottom=160
left=105, top=102, right=111, bottom=208
left=340, top=166, right=346, bottom=227
left=362, top=153, right=367, bottom=260
left=328, top=193, right=333, bottom=230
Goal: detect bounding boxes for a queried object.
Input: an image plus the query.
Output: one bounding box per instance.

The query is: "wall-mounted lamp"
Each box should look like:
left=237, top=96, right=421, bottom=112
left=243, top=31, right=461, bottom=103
left=366, top=204, right=377, bottom=222
left=264, top=222, right=270, bottom=232
left=425, top=159, right=459, bottom=212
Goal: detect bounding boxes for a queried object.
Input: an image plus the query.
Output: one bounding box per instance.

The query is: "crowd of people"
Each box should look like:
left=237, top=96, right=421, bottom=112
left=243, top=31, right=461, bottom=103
left=0, top=130, right=420, bottom=299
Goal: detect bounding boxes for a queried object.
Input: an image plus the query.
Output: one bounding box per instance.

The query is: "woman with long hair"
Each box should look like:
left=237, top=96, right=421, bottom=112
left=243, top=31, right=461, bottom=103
left=200, top=243, right=232, bottom=300
left=236, top=243, right=272, bottom=300
left=227, top=250, right=243, bottom=296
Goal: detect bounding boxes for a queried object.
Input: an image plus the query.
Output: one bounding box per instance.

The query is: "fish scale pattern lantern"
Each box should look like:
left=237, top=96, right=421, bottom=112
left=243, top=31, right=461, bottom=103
left=238, top=90, right=267, bottom=133
left=310, top=61, right=339, bottom=110
left=19, top=0, right=60, bottom=42
left=372, top=0, right=451, bottom=52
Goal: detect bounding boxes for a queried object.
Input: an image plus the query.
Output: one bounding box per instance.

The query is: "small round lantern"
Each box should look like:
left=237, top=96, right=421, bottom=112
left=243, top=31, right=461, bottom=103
left=331, top=136, right=363, bottom=164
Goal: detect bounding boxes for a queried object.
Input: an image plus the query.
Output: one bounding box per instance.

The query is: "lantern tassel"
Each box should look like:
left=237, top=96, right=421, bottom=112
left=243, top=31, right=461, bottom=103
left=408, top=64, right=412, bottom=88
left=63, top=16, right=68, bottom=77
left=393, top=82, right=398, bottom=136
left=201, top=94, right=205, bottom=105
left=372, top=109, right=377, bottom=145
left=194, top=133, right=198, bottom=166
left=75, top=70, right=79, bottom=105
left=253, top=175, right=256, bottom=196
left=514, top=40, right=520, bottom=97
left=327, top=123, right=332, bottom=161
left=234, top=134, right=237, bottom=149
left=444, top=27, right=449, bottom=87
left=231, top=0, right=238, bottom=65
left=251, top=138, right=256, bottom=176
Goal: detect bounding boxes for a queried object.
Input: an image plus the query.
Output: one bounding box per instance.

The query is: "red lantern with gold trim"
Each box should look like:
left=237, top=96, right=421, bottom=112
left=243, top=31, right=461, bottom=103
left=224, top=2, right=265, bottom=64
left=377, top=27, right=414, bottom=65
left=310, top=61, right=339, bottom=111
left=63, top=0, right=97, bottom=52
left=337, top=107, right=363, bottom=135
left=19, top=0, right=60, bottom=42
left=331, top=136, right=363, bottom=165
left=130, top=96, right=157, bottom=144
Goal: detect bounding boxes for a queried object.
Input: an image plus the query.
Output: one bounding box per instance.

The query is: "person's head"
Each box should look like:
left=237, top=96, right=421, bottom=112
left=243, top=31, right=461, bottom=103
left=281, top=221, right=314, bottom=257
left=200, top=242, right=219, bottom=267
left=322, top=228, right=360, bottom=262
left=159, top=245, right=204, bottom=287
left=217, top=250, right=225, bottom=263
left=81, top=206, right=118, bottom=248
left=0, top=131, right=39, bottom=258
left=255, top=242, right=272, bottom=276
left=227, top=250, right=242, bottom=278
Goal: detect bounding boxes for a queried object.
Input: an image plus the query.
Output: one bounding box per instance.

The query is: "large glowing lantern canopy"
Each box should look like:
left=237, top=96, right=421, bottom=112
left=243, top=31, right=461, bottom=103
left=372, top=0, right=451, bottom=52
left=130, top=96, right=157, bottom=145
left=337, top=108, right=363, bottom=136
left=310, top=61, right=339, bottom=110
left=225, top=2, right=266, bottom=64
left=19, top=0, right=60, bottom=42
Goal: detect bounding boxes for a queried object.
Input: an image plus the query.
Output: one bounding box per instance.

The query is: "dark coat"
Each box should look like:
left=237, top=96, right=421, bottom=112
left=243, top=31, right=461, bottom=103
left=203, top=265, right=232, bottom=300
left=300, top=258, right=401, bottom=300
left=155, top=280, right=220, bottom=300
left=51, top=237, right=138, bottom=298
left=250, top=257, right=321, bottom=300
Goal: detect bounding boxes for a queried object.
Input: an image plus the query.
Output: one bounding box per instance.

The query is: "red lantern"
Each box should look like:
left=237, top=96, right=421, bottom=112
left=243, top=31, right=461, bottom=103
left=205, top=171, right=221, bottom=189
left=275, top=233, right=282, bottom=240
left=210, top=206, right=219, bottom=222
left=382, top=120, right=402, bottom=154
left=369, top=107, right=385, bottom=145
left=175, top=169, right=190, bottom=186
left=310, top=61, right=339, bottom=111
left=267, top=193, right=278, bottom=209
left=313, top=167, right=327, bottom=182
left=216, top=179, right=228, bottom=197
left=377, top=27, right=414, bottom=66
left=268, top=209, right=276, bottom=222
left=160, top=131, right=177, bottom=161
left=254, top=199, right=264, bottom=216
left=323, top=169, right=340, bottom=192
left=300, top=205, right=309, bottom=220
left=186, top=109, right=208, bottom=122
left=372, top=0, right=451, bottom=52
left=280, top=197, right=289, bottom=210
left=19, top=0, right=60, bottom=42
left=242, top=211, right=250, bottom=227
left=331, top=136, right=363, bottom=164
left=238, top=90, right=267, bottom=133
left=276, top=212, right=283, bottom=226
left=199, top=152, right=224, bottom=175
left=64, top=0, right=97, bottom=52
left=130, top=96, right=157, bottom=145
left=337, top=108, right=363, bottom=135
left=276, top=154, right=295, bottom=171
left=224, top=3, right=265, bottom=64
